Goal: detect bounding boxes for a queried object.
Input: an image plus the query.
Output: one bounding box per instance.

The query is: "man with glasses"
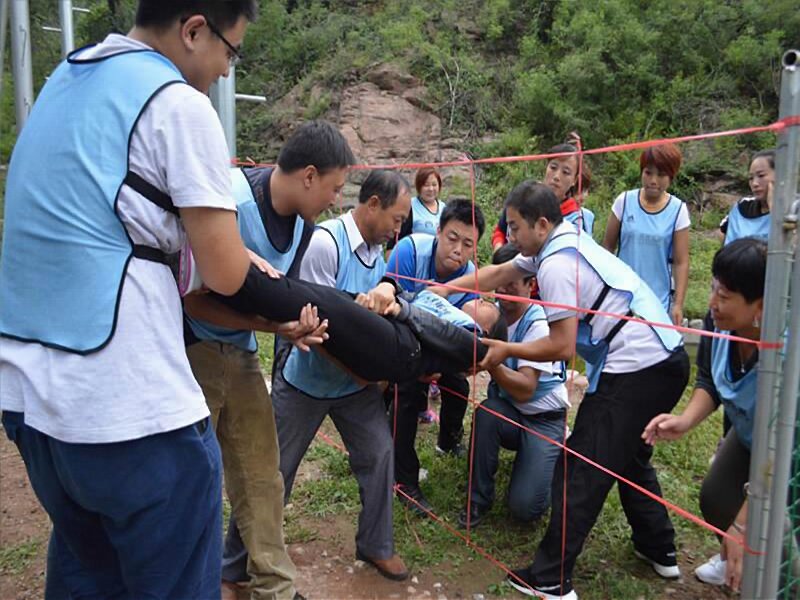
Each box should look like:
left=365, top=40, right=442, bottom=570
left=0, top=2, right=261, bottom=598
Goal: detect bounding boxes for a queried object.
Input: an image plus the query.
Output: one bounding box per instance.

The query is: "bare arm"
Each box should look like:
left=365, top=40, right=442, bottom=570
left=180, top=207, right=250, bottom=295
left=489, top=364, right=540, bottom=403
left=641, top=386, right=717, bottom=445
left=479, top=316, right=578, bottom=369
left=670, top=227, right=690, bottom=326
left=602, top=212, right=621, bottom=253
left=429, top=261, right=524, bottom=297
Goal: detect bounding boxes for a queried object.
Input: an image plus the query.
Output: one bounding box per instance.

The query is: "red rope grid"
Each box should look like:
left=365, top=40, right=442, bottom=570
left=285, top=115, right=798, bottom=593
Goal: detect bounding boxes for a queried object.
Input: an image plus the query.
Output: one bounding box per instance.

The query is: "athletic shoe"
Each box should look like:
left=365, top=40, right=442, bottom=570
left=505, top=568, right=578, bottom=599
left=418, top=409, right=437, bottom=424
left=435, top=443, right=466, bottom=458
left=694, top=553, right=727, bottom=586
left=634, top=548, right=681, bottom=579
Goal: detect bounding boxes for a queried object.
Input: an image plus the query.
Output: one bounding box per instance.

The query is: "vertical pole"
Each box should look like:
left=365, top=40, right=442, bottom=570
left=58, top=0, right=74, bottom=57
left=10, top=0, right=34, bottom=134
left=742, top=48, right=800, bottom=598
left=209, top=71, right=236, bottom=159
left=0, top=0, right=8, bottom=102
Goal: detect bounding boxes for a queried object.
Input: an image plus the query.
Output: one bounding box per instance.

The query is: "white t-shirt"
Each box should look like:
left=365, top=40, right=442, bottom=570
left=505, top=315, right=569, bottom=415
left=0, top=35, right=235, bottom=443
left=512, top=223, right=670, bottom=374
left=611, top=192, right=690, bottom=230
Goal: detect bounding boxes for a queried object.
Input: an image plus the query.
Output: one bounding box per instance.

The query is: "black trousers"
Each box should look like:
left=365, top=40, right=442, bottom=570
left=699, top=427, right=749, bottom=535
left=212, top=266, right=487, bottom=383
left=389, top=373, right=469, bottom=488
left=528, top=349, right=690, bottom=587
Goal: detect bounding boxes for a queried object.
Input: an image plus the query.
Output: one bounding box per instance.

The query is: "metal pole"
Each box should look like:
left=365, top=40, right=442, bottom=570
left=10, top=0, right=34, bottom=134
left=757, top=48, right=800, bottom=599
left=209, top=71, right=237, bottom=158
left=58, top=0, right=74, bottom=57
left=743, top=48, right=800, bottom=598
left=0, top=0, right=9, bottom=103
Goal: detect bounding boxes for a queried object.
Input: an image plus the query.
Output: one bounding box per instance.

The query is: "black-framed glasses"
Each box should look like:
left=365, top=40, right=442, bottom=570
left=205, top=18, right=243, bottom=66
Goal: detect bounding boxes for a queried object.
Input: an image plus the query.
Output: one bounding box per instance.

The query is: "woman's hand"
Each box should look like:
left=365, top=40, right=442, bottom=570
left=642, top=413, right=691, bottom=445
left=721, top=524, right=745, bottom=592
left=670, top=304, right=683, bottom=327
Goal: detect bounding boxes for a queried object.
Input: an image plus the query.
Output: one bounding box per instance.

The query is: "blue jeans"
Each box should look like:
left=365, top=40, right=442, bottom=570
left=469, top=393, right=565, bottom=521
left=2, top=411, right=222, bottom=600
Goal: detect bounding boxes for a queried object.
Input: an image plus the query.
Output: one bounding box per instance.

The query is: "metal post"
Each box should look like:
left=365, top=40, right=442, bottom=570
left=209, top=71, right=237, bottom=158
left=743, top=48, right=800, bottom=598
left=10, top=0, right=34, bottom=134
left=0, top=0, right=9, bottom=103
left=58, top=0, right=74, bottom=57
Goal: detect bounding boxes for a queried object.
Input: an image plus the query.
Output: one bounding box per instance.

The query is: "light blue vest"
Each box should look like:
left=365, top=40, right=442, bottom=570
left=617, top=190, right=684, bottom=310
left=407, top=233, right=476, bottom=308
left=539, top=227, right=683, bottom=393
left=282, top=218, right=386, bottom=398
left=410, top=196, right=445, bottom=235
left=409, top=290, right=479, bottom=331
left=493, top=304, right=567, bottom=411
left=724, top=200, right=770, bottom=245
left=564, top=207, right=595, bottom=235
left=0, top=49, right=185, bottom=353
left=711, top=334, right=758, bottom=449
left=187, top=168, right=307, bottom=351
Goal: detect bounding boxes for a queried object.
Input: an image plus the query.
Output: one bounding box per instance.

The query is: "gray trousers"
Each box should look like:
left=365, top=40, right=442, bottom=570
left=223, top=360, right=395, bottom=582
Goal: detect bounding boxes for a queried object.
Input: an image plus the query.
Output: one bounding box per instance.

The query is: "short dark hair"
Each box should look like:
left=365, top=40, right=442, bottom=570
left=358, top=170, right=410, bottom=209
left=504, top=180, right=563, bottom=227
left=639, top=143, right=683, bottom=179
left=751, top=149, right=776, bottom=170
left=439, top=198, right=485, bottom=239
left=485, top=307, right=508, bottom=342
left=135, top=1, right=258, bottom=30
left=493, top=244, right=531, bottom=282
left=712, top=238, right=767, bottom=303
left=277, top=120, right=356, bottom=175
left=414, top=168, right=443, bottom=195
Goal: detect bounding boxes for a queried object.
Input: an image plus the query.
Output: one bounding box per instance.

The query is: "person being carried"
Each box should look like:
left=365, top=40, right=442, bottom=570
left=458, top=244, right=569, bottom=529
left=426, top=181, right=689, bottom=600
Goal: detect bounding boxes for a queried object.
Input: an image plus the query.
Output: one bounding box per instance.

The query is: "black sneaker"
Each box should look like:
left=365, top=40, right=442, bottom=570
left=457, top=503, right=490, bottom=529
left=633, top=546, right=680, bottom=579
left=395, top=484, right=433, bottom=517
left=435, top=442, right=466, bottom=458
left=506, top=568, right=578, bottom=599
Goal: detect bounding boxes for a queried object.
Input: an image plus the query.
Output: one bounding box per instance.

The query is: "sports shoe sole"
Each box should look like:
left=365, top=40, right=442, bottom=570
left=507, top=577, right=578, bottom=599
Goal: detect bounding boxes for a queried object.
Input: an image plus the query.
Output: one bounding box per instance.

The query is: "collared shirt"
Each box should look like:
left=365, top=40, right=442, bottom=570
left=299, top=210, right=383, bottom=286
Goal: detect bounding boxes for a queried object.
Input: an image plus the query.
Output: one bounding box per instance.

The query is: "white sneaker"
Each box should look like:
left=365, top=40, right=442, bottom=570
left=633, top=549, right=681, bottom=579
left=694, top=553, right=727, bottom=586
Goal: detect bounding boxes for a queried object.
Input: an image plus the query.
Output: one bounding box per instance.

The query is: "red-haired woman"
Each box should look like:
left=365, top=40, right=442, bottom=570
left=602, top=143, right=690, bottom=326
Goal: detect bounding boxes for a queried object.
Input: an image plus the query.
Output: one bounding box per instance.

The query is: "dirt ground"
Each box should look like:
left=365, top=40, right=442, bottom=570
left=1, top=426, right=734, bottom=600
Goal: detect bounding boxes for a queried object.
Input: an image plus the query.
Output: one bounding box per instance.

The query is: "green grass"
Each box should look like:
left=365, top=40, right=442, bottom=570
left=0, top=539, right=43, bottom=576
left=290, top=368, right=724, bottom=599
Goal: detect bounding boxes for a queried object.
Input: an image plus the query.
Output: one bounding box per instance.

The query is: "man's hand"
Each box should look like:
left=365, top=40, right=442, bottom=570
left=670, top=304, right=684, bottom=327
left=277, top=303, right=329, bottom=352
left=478, top=338, right=510, bottom=371
left=641, top=413, right=691, bottom=445
left=358, top=282, right=398, bottom=315
left=247, top=249, right=282, bottom=279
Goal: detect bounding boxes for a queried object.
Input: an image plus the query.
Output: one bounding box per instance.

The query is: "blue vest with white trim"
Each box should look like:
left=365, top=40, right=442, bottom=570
left=711, top=334, right=758, bottom=449
left=410, top=196, right=445, bottom=235
left=724, top=201, right=770, bottom=245
left=409, top=290, right=479, bottom=331
left=617, top=190, right=684, bottom=310
left=187, top=167, right=307, bottom=352
left=539, top=227, right=683, bottom=393
left=564, top=207, right=595, bottom=235
left=406, top=233, right=476, bottom=308
left=494, top=304, right=567, bottom=409
left=0, top=49, right=185, bottom=353
left=282, top=218, right=386, bottom=398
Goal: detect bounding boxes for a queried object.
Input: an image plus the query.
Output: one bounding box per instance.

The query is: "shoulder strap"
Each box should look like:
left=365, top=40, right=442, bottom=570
left=124, top=170, right=178, bottom=215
